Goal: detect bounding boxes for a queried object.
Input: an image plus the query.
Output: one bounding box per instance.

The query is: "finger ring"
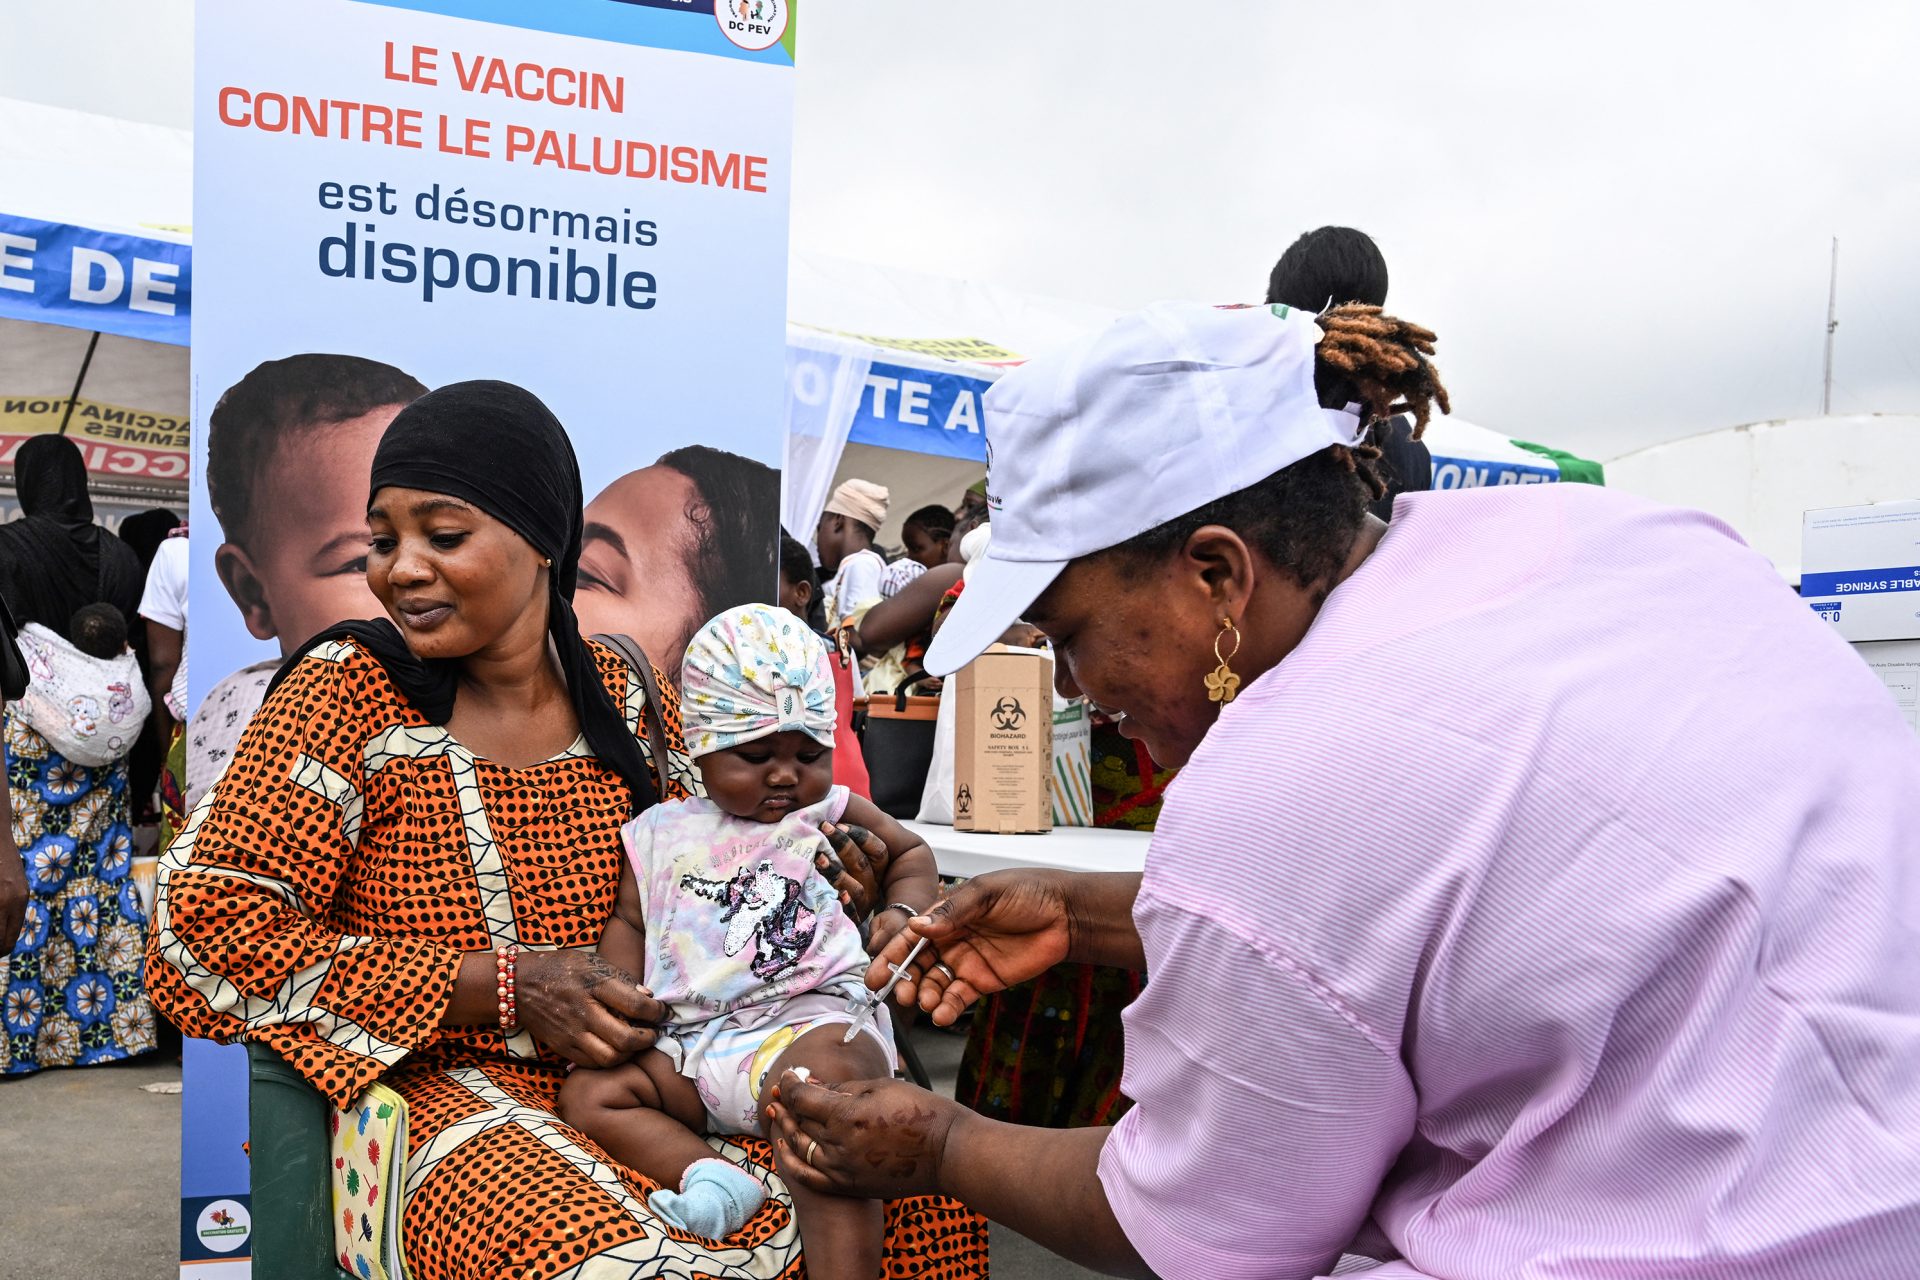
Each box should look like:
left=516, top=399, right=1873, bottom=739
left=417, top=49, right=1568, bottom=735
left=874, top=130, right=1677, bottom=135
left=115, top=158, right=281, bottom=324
left=805, top=1138, right=819, bottom=1166
left=933, top=963, right=955, bottom=980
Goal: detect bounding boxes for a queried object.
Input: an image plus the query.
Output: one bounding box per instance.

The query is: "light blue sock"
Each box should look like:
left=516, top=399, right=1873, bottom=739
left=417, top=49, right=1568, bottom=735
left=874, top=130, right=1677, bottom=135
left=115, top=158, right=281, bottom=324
left=647, top=1158, right=767, bottom=1239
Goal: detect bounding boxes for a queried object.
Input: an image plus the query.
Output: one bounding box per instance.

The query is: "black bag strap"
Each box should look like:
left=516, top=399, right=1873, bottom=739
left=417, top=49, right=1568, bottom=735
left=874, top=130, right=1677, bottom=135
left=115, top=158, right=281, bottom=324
left=891, top=669, right=942, bottom=713
left=592, top=633, right=671, bottom=798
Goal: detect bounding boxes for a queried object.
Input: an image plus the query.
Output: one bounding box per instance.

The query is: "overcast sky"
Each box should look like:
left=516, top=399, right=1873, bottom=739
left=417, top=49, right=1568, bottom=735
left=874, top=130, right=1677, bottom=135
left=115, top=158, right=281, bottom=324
left=6, top=0, right=1914, bottom=458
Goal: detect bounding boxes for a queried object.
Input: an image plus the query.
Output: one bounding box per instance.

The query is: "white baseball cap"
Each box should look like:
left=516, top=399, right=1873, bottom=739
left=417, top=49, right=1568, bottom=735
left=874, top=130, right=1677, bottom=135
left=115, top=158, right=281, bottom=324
left=924, top=301, right=1367, bottom=678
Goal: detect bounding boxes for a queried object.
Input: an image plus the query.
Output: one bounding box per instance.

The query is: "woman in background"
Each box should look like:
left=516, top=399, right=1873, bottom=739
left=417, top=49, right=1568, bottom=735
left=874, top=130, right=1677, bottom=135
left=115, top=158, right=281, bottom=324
left=0, top=438, right=155, bottom=1075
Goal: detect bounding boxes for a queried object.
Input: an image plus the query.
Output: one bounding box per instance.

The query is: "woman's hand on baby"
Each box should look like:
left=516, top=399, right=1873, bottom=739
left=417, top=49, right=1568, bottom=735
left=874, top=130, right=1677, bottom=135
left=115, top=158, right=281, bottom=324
left=514, top=951, right=665, bottom=1069
left=818, top=821, right=887, bottom=920
left=866, top=905, right=913, bottom=958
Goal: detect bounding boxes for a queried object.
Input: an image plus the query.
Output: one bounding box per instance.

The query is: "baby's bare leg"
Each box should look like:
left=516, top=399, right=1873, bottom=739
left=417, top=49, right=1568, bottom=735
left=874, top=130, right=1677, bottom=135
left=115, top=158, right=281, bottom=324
left=760, top=1024, right=893, bottom=1280
left=557, top=1050, right=711, bottom=1187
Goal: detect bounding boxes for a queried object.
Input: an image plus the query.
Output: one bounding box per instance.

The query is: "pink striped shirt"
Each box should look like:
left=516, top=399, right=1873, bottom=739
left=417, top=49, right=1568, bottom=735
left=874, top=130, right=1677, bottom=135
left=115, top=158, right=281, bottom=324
left=1099, top=485, right=1920, bottom=1279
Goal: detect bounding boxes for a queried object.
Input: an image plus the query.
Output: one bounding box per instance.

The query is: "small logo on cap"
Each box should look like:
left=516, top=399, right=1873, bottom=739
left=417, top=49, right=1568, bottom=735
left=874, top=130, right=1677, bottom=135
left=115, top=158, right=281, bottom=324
left=990, top=697, right=1026, bottom=732
left=716, top=0, right=787, bottom=51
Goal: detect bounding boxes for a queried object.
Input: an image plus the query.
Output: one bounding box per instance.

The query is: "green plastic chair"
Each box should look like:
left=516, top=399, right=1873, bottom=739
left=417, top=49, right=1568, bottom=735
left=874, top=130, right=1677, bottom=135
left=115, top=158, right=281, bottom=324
left=247, top=1041, right=355, bottom=1280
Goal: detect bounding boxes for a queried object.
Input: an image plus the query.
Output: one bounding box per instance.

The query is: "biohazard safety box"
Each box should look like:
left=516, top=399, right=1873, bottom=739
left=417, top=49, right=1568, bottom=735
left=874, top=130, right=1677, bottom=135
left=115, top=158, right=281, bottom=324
left=1802, top=500, right=1920, bottom=643
left=953, top=645, right=1054, bottom=834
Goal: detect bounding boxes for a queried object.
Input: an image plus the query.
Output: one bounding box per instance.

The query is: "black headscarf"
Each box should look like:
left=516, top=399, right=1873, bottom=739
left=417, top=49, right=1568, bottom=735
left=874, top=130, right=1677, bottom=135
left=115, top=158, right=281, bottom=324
left=270, top=380, right=658, bottom=814
left=118, top=507, right=185, bottom=573
left=0, top=436, right=144, bottom=638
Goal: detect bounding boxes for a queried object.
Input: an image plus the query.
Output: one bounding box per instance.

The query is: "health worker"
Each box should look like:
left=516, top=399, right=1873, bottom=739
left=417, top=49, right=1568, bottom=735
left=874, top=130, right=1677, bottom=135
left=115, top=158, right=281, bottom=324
left=763, top=300, right=1920, bottom=1279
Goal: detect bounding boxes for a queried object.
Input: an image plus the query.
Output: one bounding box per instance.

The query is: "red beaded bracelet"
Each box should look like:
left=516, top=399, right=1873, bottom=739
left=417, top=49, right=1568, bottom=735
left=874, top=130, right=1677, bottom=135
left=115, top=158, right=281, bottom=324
left=495, top=943, right=520, bottom=1032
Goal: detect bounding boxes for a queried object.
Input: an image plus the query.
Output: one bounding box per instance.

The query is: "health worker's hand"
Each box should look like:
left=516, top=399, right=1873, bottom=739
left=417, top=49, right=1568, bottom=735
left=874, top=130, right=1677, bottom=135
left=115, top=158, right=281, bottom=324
left=515, top=950, right=664, bottom=1069
left=866, top=869, right=1074, bottom=1026
left=766, top=1073, right=961, bottom=1200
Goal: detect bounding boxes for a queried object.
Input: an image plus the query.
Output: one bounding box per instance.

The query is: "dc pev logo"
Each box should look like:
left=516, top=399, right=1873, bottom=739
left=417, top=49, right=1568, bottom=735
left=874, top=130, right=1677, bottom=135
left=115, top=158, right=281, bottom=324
left=716, top=0, right=788, bottom=51
left=991, top=696, right=1026, bottom=732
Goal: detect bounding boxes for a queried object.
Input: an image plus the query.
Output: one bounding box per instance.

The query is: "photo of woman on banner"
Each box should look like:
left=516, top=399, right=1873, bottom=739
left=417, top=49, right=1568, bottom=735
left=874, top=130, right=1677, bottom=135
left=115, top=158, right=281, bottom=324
left=574, top=445, right=782, bottom=679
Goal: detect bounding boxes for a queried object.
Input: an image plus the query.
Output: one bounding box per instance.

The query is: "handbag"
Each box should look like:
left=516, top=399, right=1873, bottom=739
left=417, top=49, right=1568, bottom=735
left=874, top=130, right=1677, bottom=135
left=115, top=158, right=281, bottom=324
left=828, top=624, right=872, bottom=800
left=330, top=1081, right=410, bottom=1280
left=592, top=632, right=687, bottom=799
left=862, top=671, right=942, bottom=819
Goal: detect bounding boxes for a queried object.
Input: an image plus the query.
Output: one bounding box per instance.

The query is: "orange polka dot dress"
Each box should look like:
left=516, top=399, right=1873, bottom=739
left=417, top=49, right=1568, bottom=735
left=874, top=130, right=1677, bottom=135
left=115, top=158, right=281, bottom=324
left=148, top=637, right=987, bottom=1279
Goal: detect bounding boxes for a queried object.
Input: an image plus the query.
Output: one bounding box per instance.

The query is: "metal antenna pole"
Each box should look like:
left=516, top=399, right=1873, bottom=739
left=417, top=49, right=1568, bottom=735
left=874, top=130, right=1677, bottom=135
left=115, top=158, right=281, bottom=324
left=1822, top=236, right=1839, bottom=416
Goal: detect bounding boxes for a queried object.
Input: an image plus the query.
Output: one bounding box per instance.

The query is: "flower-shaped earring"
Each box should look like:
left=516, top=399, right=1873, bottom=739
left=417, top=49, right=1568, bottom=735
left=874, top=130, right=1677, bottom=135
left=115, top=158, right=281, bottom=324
left=1205, top=617, right=1242, bottom=704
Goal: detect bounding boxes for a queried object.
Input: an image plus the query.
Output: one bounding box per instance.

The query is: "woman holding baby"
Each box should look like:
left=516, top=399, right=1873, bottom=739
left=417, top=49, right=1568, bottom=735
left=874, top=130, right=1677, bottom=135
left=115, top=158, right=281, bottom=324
left=147, top=382, right=985, bottom=1279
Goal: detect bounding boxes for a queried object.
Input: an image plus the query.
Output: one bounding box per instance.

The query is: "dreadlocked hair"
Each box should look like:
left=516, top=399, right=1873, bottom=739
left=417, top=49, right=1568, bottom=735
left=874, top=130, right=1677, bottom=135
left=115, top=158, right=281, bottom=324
left=1110, top=305, right=1450, bottom=604
left=1317, top=304, right=1450, bottom=439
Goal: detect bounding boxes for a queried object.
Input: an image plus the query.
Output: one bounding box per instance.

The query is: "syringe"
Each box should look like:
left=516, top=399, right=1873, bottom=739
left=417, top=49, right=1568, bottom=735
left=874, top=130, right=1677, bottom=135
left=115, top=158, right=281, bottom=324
left=842, top=934, right=932, bottom=1044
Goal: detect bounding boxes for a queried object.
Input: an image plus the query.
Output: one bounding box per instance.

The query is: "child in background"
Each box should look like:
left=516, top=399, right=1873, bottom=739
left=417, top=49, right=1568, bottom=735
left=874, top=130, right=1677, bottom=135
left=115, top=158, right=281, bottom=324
left=897, top=504, right=955, bottom=572
left=868, top=505, right=961, bottom=694
left=560, top=605, right=938, bottom=1279
left=70, top=602, right=131, bottom=662
left=12, top=603, right=151, bottom=767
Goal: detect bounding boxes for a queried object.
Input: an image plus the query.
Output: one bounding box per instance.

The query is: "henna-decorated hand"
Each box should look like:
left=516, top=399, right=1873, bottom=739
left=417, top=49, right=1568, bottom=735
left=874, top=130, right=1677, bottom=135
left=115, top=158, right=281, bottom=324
left=514, top=951, right=665, bottom=1069
left=766, top=1074, right=961, bottom=1199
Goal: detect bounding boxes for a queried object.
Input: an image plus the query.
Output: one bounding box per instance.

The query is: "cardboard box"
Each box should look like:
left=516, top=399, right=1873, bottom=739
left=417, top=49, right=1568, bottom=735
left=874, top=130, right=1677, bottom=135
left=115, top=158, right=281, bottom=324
left=1802, top=500, right=1920, bottom=643
left=1855, top=638, right=1920, bottom=737
left=953, top=645, right=1054, bottom=833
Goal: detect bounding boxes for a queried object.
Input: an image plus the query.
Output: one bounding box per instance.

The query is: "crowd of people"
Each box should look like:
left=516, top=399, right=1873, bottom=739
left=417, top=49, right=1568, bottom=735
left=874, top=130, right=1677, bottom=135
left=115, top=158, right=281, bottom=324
left=3, top=221, right=1915, bottom=1280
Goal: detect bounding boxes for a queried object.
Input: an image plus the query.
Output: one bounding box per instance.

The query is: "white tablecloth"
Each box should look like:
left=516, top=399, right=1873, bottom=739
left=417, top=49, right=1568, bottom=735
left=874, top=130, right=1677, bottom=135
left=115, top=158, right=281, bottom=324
left=903, top=821, right=1150, bottom=879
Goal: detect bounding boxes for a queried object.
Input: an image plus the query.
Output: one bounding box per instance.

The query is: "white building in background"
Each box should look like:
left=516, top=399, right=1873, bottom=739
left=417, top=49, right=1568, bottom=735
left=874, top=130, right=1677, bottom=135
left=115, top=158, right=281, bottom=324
left=1606, top=414, right=1920, bottom=585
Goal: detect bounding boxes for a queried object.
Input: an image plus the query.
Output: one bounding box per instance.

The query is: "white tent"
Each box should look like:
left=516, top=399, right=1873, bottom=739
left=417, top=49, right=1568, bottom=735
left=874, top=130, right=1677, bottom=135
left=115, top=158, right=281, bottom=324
left=784, top=252, right=1597, bottom=550
left=1605, top=414, right=1920, bottom=583
left=0, top=97, right=192, bottom=524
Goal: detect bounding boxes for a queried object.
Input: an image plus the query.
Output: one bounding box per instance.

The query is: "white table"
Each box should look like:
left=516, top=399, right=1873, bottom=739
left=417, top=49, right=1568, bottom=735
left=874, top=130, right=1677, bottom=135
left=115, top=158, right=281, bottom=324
left=903, top=820, right=1150, bottom=879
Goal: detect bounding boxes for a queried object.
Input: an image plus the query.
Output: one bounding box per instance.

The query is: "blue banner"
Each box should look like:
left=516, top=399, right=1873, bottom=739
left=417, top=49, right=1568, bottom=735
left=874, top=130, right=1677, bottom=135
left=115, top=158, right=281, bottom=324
left=0, top=213, right=191, bottom=346
left=845, top=360, right=990, bottom=462
left=1429, top=455, right=1557, bottom=488
left=1799, top=565, right=1920, bottom=598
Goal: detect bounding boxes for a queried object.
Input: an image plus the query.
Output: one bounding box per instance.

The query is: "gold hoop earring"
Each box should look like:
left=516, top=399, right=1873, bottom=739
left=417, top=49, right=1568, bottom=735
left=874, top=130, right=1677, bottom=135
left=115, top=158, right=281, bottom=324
left=1205, top=618, right=1242, bottom=704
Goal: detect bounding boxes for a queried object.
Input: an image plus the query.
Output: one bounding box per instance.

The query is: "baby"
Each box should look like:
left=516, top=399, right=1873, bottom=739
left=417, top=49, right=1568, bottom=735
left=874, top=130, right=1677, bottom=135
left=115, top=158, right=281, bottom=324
left=560, top=604, right=939, bottom=1279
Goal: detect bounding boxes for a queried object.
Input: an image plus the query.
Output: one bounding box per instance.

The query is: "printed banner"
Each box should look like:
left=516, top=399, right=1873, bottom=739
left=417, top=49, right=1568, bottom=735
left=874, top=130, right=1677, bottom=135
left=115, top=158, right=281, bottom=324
left=1428, top=456, right=1558, bottom=489
left=182, top=2, right=795, bottom=1272
left=0, top=397, right=191, bottom=485
left=0, top=213, right=192, bottom=346
left=846, top=360, right=992, bottom=463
